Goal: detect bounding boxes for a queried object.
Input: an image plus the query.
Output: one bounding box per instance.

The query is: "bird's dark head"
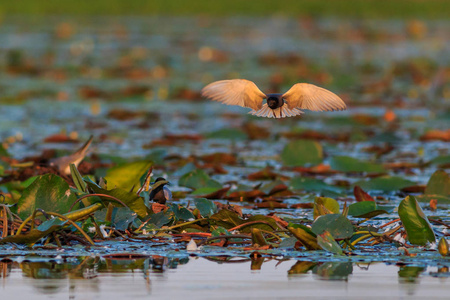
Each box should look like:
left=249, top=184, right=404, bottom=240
left=151, top=177, right=170, bottom=185
left=266, top=94, right=283, bottom=109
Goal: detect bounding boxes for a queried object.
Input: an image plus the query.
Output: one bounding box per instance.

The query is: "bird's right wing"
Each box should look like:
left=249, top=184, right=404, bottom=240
left=201, top=79, right=266, bottom=111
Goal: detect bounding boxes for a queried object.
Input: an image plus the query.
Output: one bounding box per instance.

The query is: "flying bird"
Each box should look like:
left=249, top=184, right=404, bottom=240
left=201, top=79, right=347, bottom=118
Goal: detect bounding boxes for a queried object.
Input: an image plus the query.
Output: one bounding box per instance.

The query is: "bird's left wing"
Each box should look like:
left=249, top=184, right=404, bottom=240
left=282, top=83, right=346, bottom=112
left=201, top=79, right=266, bottom=111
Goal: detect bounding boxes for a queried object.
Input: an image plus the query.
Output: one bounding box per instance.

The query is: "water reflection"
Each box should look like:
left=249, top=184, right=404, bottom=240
left=0, top=256, right=448, bottom=299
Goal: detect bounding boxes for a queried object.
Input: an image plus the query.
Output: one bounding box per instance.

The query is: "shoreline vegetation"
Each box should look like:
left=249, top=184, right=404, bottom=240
left=0, top=0, right=448, bottom=19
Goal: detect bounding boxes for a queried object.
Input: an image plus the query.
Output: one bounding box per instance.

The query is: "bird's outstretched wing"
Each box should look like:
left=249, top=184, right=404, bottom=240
left=282, top=83, right=346, bottom=111
left=201, top=79, right=267, bottom=111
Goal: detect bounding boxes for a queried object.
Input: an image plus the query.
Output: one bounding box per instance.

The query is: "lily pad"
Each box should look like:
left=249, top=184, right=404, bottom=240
left=290, top=177, right=343, bottom=194
left=105, top=160, right=153, bottom=192
left=86, top=181, right=149, bottom=219
left=17, top=174, right=77, bottom=220
left=288, top=224, right=321, bottom=250
left=424, top=170, right=449, bottom=196
left=281, top=139, right=323, bottom=167
left=313, top=197, right=340, bottom=219
left=311, top=214, right=354, bottom=240
left=353, top=176, right=416, bottom=192
left=348, top=201, right=388, bottom=218
left=330, top=156, right=385, bottom=173
left=317, top=231, right=343, bottom=254
left=194, top=198, right=218, bottom=218
left=171, top=203, right=195, bottom=221
left=398, top=196, right=435, bottom=245
left=178, top=169, right=222, bottom=190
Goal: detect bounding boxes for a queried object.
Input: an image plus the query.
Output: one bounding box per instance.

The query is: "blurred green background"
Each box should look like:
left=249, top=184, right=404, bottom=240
left=0, top=0, right=448, bottom=18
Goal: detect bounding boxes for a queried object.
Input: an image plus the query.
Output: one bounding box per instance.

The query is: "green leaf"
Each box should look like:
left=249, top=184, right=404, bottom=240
left=70, top=163, right=87, bottom=193
left=317, top=231, right=343, bottom=254
left=330, top=156, right=385, bottom=173
left=281, top=139, right=323, bottom=167
left=287, top=224, right=321, bottom=250
left=190, top=187, right=222, bottom=195
left=353, top=176, right=415, bottom=192
left=144, top=211, right=172, bottom=228
left=210, top=209, right=244, bottom=229
left=313, top=197, right=340, bottom=219
left=36, top=217, right=66, bottom=232
left=398, top=195, right=435, bottom=245
left=111, top=208, right=138, bottom=231
left=211, top=226, right=229, bottom=237
left=194, top=198, right=218, bottom=218
left=348, top=201, right=388, bottom=218
left=424, top=170, right=450, bottom=196
left=251, top=228, right=268, bottom=246
left=244, top=215, right=280, bottom=233
left=311, top=214, right=354, bottom=240
left=17, top=174, right=77, bottom=220
left=86, top=181, right=148, bottom=219
left=105, top=160, right=153, bottom=192
left=429, top=155, right=450, bottom=166
left=438, top=237, right=449, bottom=257
left=171, top=204, right=195, bottom=221
left=205, top=128, right=247, bottom=140
left=178, top=169, right=221, bottom=190
left=290, top=177, right=343, bottom=194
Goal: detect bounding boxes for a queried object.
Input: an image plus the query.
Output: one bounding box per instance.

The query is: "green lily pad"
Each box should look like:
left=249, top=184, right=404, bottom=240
left=353, top=176, right=416, bottom=192
left=194, top=198, right=218, bottom=218
left=424, top=170, right=449, bottom=196
left=210, top=209, right=244, bottom=229
left=429, top=155, right=450, bottom=166
left=281, top=139, right=323, bottom=167
left=348, top=201, right=388, bottom=218
left=206, top=128, right=247, bottom=140
left=171, top=203, right=195, bottom=221
left=288, top=224, right=321, bottom=250
left=143, top=211, right=172, bottom=228
left=330, top=156, right=385, bottom=173
left=86, top=181, right=148, bottom=219
left=178, top=169, right=222, bottom=190
left=290, top=177, right=343, bottom=194
left=313, top=197, right=340, bottom=219
left=317, top=231, right=343, bottom=254
left=105, top=160, right=153, bottom=192
left=17, top=174, right=77, bottom=220
left=311, top=214, right=354, bottom=240
left=398, top=195, right=435, bottom=245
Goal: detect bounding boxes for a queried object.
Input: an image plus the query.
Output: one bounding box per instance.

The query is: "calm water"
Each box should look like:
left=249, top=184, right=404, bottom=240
left=0, top=257, right=449, bottom=299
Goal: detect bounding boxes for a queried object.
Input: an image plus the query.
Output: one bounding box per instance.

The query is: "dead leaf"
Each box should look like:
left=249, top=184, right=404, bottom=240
left=430, top=199, right=438, bottom=211
left=353, top=185, right=375, bottom=202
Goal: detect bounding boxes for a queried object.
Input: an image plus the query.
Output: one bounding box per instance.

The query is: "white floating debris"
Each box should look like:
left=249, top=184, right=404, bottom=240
left=186, top=239, right=198, bottom=251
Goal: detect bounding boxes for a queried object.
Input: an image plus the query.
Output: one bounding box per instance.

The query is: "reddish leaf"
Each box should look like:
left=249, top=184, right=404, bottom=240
left=290, top=203, right=314, bottom=209
left=43, top=134, right=78, bottom=143
left=201, top=153, right=237, bottom=165
left=196, top=186, right=231, bottom=200
left=353, top=186, right=375, bottom=202
left=151, top=203, right=168, bottom=214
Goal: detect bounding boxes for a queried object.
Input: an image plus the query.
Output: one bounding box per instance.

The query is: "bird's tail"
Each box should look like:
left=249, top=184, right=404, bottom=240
left=250, top=104, right=303, bottom=118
